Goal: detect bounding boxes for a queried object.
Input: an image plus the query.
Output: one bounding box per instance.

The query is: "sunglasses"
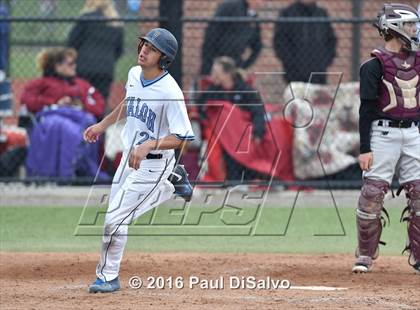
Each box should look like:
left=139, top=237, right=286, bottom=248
left=62, top=60, right=76, bottom=66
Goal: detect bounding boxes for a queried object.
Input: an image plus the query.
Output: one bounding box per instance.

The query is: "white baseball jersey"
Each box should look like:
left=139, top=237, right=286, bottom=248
left=94, top=66, right=195, bottom=282
left=121, top=66, right=194, bottom=155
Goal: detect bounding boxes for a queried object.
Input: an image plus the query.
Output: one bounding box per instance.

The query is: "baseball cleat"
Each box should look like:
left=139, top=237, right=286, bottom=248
left=88, top=277, right=120, bottom=293
left=352, top=256, right=373, bottom=273
left=168, top=164, right=193, bottom=202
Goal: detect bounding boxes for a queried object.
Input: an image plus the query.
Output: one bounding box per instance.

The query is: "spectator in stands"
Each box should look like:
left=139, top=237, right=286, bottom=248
left=67, top=0, right=123, bottom=103
left=20, top=48, right=106, bottom=179
left=200, top=0, right=263, bottom=75
left=273, top=0, right=337, bottom=84
left=0, top=125, right=27, bottom=177
left=0, top=1, right=10, bottom=78
left=21, top=47, right=105, bottom=118
left=126, top=0, right=143, bottom=15
left=199, top=56, right=266, bottom=181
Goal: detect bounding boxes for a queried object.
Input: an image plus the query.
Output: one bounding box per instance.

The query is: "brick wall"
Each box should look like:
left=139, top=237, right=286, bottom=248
left=177, top=0, right=418, bottom=100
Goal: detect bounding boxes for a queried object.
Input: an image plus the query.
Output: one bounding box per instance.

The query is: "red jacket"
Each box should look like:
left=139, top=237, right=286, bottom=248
left=20, top=76, right=105, bottom=118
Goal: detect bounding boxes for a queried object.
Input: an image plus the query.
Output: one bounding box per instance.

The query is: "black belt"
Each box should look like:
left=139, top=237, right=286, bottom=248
left=145, top=153, right=163, bottom=160
left=378, top=120, right=419, bottom=128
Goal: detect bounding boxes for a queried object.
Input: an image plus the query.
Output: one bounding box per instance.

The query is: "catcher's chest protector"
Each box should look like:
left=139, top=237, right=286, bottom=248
left=371, top=48, right=420, bottom=120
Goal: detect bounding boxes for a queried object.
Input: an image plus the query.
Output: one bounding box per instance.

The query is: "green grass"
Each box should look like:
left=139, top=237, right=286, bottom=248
left=0, top=205, right=408, bottom=255
left=9, top=0, right=143, bottom=81
left=11, top=0, right=85, bottom=18
left=10, top=48, right=40, bottom=78
left=10, top=0, right=85, bottom=44
left=10, top=48, right=137, bottom=81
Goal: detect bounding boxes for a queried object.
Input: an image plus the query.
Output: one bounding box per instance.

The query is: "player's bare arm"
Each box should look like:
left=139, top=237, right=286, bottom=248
left=83, top=99, right=127, bottom=143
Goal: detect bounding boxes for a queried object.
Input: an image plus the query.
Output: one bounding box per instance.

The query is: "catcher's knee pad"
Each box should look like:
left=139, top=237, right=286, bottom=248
left=401, top=180, right=420, bottom=267
left=356, top=179, right=389, bottom=258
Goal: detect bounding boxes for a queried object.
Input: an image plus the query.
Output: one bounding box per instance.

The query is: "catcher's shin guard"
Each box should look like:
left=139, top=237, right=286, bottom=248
left=400, top=180, right=420, bottom=270
left=355, top=179, right=389, bottom=259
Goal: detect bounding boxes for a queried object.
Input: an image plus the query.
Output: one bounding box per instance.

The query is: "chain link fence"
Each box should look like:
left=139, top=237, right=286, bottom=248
left=0, top=0, right=417, bottom=188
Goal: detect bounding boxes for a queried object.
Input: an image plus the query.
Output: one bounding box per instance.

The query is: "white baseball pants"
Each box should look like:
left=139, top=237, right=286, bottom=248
left=95, top=151, right=175, bottom=281
left=364, top=120, right=420, bottom=184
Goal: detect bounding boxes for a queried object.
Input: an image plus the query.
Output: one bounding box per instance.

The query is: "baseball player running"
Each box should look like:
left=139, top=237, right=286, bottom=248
left=84, top=28, right=195, bottom=293
left=353, top=3, right=420, bottom=273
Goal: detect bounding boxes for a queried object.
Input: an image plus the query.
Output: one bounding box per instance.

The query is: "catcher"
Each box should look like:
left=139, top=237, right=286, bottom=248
left=353, top=3, right=420, bottom=273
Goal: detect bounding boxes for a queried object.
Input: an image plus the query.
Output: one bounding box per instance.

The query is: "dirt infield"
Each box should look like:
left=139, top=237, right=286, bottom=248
left=1, top=252, right=419, bottom=309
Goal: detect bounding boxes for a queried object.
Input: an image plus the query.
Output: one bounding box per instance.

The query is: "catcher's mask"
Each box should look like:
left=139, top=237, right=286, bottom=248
left=137, top=28, right=178, bottom=69
left=373, top=3, right=420, bottom=51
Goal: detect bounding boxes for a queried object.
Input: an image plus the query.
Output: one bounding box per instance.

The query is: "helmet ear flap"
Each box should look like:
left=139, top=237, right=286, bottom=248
left=159, top=54, right=171, bottom=69
left=374, top=14, right=388, bottom=37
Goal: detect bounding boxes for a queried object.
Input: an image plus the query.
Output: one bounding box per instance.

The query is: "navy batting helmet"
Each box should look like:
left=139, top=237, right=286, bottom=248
left=138, top=28, right=178, bottom=69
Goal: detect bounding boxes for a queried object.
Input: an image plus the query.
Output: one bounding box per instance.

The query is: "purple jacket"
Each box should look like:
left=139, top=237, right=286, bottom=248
left=372, top=48, right=420, bottom=120
left=26, top=106, right=103, bottom=179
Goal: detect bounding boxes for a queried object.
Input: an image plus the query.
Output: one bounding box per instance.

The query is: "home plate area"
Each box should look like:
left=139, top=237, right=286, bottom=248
left=1, top=252, right=419, bottom=309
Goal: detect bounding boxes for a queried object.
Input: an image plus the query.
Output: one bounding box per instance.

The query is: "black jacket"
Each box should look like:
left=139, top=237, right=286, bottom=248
left=67, top=10, right=123, bottom=78
left=201, top=0, right=262, bottom=75
left=273, top=2, right=337, bottom=84
left=199, top=77, right=266, bottom=139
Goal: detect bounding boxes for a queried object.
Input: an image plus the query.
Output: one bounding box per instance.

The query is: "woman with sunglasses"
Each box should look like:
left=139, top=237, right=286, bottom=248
left=20, top=47, right=106, bottom=179
left=21, top=47, right=105, bottom=119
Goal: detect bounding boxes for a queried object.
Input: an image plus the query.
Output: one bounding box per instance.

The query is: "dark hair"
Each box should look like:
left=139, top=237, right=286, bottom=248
left=36, top=48, right=77, bottom=76
left=383, top=33, right=394, bottom=41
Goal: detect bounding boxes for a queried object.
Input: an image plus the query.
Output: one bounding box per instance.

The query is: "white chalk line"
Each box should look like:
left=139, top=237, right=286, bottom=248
left=289, top=285, right=348, bottom=291
left=50, top=284, right=348, bottom=292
